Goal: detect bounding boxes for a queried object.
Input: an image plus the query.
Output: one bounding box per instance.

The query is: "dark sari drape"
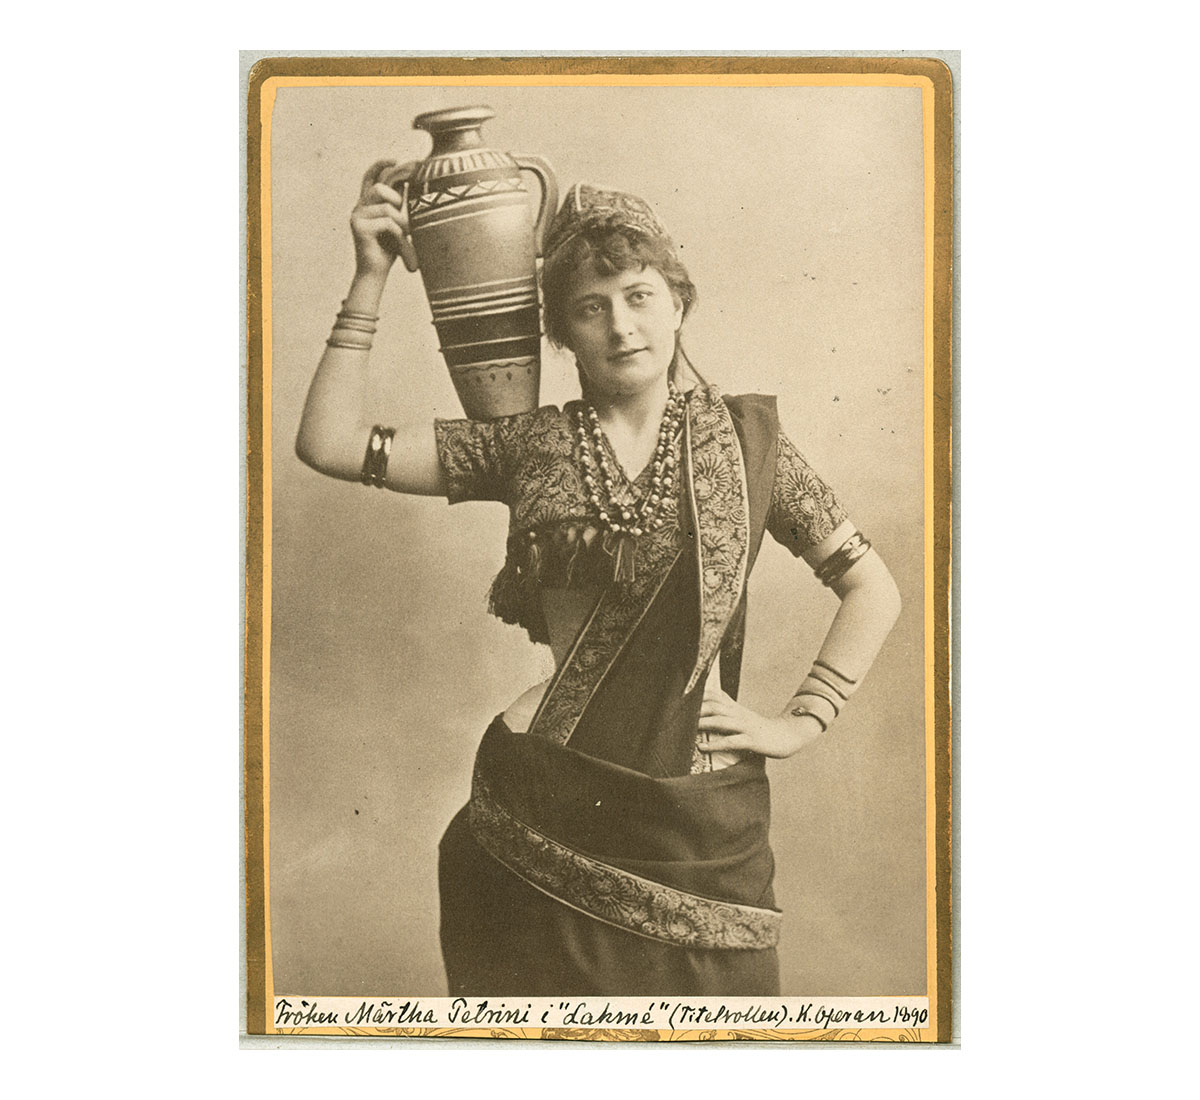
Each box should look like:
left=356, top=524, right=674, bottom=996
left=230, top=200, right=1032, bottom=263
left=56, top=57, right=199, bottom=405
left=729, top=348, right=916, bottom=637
left=439, top=390, right=786, bottom=996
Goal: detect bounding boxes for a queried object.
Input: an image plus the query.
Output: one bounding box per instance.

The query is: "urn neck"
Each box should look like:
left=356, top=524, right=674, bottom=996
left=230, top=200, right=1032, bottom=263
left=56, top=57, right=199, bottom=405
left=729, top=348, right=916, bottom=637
left=414, top=106, right=496, bottom=157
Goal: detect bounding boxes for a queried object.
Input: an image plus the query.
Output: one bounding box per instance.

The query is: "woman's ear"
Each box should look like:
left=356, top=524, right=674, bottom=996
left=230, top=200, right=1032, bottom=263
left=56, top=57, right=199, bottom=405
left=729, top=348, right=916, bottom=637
left=672, top=293, right=684, bottom=331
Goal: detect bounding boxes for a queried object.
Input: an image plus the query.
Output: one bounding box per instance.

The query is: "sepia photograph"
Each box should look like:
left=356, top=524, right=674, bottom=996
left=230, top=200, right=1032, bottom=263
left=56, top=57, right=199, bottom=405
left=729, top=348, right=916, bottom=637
left=244, top=55, right=953, bottom=1042
left=16, top=22, right=1199, bottom=1092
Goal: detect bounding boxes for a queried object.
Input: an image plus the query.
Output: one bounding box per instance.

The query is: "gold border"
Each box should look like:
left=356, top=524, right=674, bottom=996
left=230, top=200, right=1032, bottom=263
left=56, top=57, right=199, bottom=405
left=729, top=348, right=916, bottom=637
left=244, top=54, right=954, bottom=1043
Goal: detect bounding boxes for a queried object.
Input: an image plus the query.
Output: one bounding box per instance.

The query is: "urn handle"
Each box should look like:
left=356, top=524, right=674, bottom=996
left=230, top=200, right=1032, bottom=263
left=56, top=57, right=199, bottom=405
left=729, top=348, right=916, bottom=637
left=513, top=154, right=559, bottom=257
left=381, top=160, right=422, bottom=273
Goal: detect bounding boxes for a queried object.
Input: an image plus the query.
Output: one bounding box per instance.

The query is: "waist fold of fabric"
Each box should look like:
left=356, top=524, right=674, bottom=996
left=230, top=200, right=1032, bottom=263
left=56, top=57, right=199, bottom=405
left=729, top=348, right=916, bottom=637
left=468, top=717, right=781, bottom=951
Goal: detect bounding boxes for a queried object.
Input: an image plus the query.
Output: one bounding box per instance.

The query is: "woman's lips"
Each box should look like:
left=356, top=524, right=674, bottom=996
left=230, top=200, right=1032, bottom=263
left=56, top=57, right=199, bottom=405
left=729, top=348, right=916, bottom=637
left=609, top=347, right=646, bottom=362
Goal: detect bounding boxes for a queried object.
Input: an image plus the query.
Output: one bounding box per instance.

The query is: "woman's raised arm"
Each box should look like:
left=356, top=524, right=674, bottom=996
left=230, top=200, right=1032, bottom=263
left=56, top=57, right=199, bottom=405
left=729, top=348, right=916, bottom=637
left=294, top=161, right=445, bottom=496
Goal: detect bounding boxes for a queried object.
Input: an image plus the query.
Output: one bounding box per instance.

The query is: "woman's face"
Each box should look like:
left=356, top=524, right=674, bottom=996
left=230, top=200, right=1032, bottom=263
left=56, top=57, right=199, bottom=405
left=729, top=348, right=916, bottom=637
left=564, top=260, right=683, bottom=402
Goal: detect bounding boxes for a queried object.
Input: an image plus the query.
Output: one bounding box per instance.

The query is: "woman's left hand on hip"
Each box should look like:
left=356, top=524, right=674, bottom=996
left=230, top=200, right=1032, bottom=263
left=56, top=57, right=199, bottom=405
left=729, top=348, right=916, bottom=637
left=697, top=686, right=823, bottom=760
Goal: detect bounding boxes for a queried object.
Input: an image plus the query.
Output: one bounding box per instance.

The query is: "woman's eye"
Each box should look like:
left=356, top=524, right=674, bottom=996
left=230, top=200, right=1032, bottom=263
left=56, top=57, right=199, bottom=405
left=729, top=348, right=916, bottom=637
left=628, top=292, right=649, bottom=305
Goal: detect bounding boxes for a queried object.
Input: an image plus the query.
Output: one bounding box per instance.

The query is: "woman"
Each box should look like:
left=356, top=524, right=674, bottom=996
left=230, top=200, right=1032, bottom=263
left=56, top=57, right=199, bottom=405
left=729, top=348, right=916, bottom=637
left=296, top=167, right=902, bottom=997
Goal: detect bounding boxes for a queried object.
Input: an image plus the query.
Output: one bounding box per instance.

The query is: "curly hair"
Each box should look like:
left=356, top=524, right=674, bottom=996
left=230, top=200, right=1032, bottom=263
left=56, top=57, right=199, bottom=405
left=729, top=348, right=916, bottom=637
left=541, top=227, right=697, bottom=350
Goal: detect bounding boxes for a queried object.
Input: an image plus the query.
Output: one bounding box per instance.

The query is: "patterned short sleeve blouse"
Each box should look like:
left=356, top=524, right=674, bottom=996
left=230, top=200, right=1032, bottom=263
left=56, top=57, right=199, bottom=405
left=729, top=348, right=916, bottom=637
left=434, top=395, right=847, bottom=642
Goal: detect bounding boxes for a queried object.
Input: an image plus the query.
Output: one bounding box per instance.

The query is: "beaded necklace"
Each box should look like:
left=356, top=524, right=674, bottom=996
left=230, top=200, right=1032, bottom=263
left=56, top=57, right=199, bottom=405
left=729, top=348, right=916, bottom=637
left=573, top=383, right=686, bottom=583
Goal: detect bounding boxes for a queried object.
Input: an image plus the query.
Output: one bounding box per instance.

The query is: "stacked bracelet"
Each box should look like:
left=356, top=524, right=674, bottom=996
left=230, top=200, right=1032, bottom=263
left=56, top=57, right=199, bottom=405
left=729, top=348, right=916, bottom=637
left=792, top=690, right=839, bottom=717
left=814, top=532, right=871, bottom=587
left=361, top=426, right=395, bottom=488
left=327, top=300, right=380, bottom=351
left=814, top=659, right=857, bottom=686
left=788, top=658, right=860, bottom=730
left=787, top=705, right=830, bottom=733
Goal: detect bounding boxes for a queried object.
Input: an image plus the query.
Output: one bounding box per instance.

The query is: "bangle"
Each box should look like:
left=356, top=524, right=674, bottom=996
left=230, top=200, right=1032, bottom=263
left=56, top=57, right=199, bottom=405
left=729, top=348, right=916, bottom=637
left=327, top=335, right=372, bottom=350
left=814, top=532, right=871, bottom=587
left=813, top=658, right=858, bottom=685
left=807, top=671, right=850, bottom=701
left=333, top=317, right=377, bottom=334
left=791, top=690, right=840, bottom=718
left=339, top=301, right=379, bottom=322
left=794, top=652, right=862, bottom=722
left=361, top=426, right=395, bottom=488
left=329, top=302, right=379, bottom=349
left=788, top=706, right=829, bottom=733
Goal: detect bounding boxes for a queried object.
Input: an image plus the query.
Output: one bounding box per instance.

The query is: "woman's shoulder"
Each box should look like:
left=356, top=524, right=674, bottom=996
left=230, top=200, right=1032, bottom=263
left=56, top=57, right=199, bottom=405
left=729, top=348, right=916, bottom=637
left=690, top=385, right=781, bottom=435
left=438, top=403, right=573, bottom=446
left=686, top=383, right=777, bottom=412
left=489, top=403, right=575, bottom=460
left=684, top=387, right=782, bottom=479
left=719, top=390, right=779, bottom=414
left=438, top=403, right=569, bottom=426
left=434, top=403, right=573, bottom=477
left=512, top=403, right=574, bottom=436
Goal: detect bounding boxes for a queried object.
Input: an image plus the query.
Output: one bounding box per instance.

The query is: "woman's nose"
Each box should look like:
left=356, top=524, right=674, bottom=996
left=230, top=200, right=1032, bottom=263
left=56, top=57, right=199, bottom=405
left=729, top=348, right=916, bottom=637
left=608, top=300, right=635, bottom=337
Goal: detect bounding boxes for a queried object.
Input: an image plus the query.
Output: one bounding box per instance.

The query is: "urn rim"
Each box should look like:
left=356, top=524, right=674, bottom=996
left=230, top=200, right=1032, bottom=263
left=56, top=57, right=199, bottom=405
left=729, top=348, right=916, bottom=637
left=413, top=105, right=496, bottom=135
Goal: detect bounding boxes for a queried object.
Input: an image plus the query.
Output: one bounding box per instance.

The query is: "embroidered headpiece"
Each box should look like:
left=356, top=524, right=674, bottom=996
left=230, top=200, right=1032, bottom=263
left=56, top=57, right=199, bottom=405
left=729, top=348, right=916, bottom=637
left=543, top=183, right=673, bottom=258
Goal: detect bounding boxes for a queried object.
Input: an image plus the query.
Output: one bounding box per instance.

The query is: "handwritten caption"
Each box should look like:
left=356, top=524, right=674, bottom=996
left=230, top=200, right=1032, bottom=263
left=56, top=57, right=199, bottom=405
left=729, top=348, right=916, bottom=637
left=273, top=995, right=929, bottom=1032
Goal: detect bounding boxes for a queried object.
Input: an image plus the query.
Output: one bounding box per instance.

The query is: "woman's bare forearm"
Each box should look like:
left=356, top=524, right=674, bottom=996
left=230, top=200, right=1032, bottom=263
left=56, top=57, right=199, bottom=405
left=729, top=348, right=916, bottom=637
left=294, top=270, right=390, bottom=481
left=294, top=269, right=445, bottom=494
left=698, top=550, right=901, bottom=761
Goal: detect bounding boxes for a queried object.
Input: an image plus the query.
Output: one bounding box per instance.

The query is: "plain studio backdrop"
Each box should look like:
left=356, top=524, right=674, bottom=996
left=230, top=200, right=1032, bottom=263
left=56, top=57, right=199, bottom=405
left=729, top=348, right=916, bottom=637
left=266, top=81, right=926, bottom=997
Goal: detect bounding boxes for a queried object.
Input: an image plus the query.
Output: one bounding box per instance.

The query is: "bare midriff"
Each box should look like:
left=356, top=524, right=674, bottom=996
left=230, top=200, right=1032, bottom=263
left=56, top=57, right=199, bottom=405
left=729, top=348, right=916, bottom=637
left=500, top=587, right=599, bottom=733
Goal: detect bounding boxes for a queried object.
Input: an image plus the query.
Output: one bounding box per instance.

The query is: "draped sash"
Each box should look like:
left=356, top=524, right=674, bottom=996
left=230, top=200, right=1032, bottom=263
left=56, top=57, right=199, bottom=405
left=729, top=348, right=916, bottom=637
left=467, top=387, right=784, bottom=952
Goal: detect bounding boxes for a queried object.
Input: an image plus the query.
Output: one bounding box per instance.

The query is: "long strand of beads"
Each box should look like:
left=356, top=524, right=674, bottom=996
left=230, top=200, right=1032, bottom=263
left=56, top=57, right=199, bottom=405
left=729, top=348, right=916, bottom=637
left=576, top=387, right=683, bottom=535
left=574, top=385, right=686, bottom=582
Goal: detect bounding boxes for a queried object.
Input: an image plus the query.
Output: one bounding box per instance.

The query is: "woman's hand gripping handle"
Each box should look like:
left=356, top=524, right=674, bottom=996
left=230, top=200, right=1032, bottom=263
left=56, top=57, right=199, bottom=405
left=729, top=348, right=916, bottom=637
left=351, top=160, right=418, bottom=278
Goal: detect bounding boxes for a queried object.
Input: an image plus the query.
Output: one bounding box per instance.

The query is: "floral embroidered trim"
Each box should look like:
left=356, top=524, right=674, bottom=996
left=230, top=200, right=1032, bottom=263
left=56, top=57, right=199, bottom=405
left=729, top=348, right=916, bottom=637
left=524, top=387, right=754, bottom=740
left=527, top=498, right=684, bottom=746
left=684, top=387, right=751, bottom=694
left=469, top=772, right=782, bottom=951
